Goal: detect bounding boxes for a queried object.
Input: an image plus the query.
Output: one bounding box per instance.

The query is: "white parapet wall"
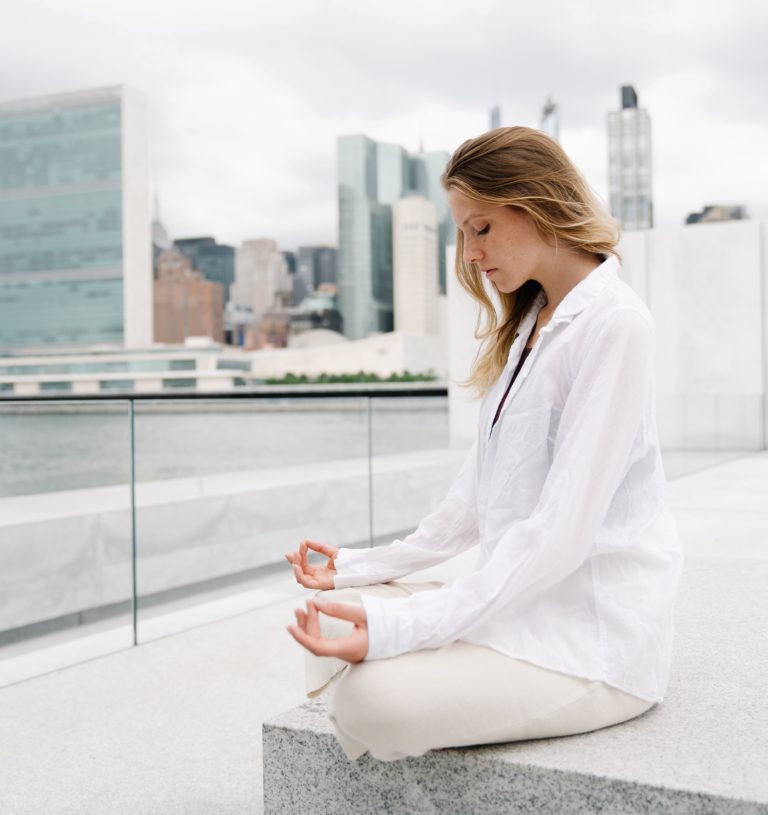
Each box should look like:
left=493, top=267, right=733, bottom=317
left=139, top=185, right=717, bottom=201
left=447, top=221, right=768, bottom=451
left=0, top=449, right=465, bottom=634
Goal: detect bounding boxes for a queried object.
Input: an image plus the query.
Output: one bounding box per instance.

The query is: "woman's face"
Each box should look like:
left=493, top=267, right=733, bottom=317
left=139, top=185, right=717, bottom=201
left=447, top=188, right=550, bottom=294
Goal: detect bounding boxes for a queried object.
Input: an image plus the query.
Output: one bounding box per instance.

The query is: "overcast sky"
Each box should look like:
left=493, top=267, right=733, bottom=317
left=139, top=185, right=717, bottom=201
left=2, top=0, right=767, bottom=250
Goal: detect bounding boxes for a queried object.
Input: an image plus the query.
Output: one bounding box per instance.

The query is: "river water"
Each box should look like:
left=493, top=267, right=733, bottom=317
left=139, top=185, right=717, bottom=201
left=0, top=397, right=450, bottom=498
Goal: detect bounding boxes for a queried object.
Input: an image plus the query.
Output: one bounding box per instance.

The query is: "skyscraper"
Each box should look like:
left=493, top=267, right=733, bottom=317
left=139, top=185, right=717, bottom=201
left=0, top=85, right=152, bottom=351
left=337, top=135, right=449, bottom=340
left=337, top=135, right=395, bottom=339
left=231, top=238, right=290, bottom=316
left=153, top=249, right=225, bottom=344
left=173, top=237, right=235, bottom=303
left=392, top=194, right=439, bottom=336
left=607, top=85, right=653, bottom=230
left=410, top=149, right=452, bottom=293
left=314, top=246, right=338, bottom=288
left=296, top=245, right=338, bottom=301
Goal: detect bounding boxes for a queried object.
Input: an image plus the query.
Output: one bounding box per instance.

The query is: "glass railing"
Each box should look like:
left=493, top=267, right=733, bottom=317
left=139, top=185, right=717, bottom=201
left=0, top=386, right=455, bottom=685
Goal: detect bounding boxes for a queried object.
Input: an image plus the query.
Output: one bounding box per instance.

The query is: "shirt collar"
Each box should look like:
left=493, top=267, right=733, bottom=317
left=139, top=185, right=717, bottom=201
left=548, top=254, right=620, bottom=322
left=506, top=255, right=620, bottom=363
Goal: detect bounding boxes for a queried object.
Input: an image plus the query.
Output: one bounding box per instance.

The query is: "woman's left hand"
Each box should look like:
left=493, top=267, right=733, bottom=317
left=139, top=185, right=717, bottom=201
left=287, top=598, right=369, bottom=664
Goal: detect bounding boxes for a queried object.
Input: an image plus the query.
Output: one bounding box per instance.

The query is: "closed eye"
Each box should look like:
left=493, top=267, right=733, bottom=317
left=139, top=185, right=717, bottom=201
left=477, top=224, right=490, bottom=236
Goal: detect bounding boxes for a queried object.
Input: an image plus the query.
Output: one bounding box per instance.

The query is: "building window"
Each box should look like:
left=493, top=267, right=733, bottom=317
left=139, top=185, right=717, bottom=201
left=99, top=380, right=134, bottom=391
left=39, top=381, right=72, bottom=392
left=217, top=360, right=250, bottom=371
left=162, top=378, right=196, bottom=390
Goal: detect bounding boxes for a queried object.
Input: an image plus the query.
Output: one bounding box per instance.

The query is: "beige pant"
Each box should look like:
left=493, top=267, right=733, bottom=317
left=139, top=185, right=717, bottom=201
left=305, top=581, right=655, bottom=762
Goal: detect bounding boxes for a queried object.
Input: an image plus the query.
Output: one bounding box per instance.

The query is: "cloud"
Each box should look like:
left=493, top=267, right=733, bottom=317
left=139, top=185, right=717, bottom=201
left=1, top=0, right=767, bottom=246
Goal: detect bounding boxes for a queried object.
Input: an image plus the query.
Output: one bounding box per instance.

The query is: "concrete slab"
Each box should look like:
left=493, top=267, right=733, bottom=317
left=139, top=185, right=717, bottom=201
left=0, top=593, right=307, bottom=815
left=264, top=556, right=768, bottom=813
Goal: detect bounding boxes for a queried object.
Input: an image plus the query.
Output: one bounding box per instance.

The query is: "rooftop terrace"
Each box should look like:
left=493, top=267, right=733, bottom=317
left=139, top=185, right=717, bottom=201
left=1, top=448, right=766, bottom=814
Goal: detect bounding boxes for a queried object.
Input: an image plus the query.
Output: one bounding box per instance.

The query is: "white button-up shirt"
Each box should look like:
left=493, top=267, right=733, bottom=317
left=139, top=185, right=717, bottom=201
left=333, top=256, right=684, bottom=703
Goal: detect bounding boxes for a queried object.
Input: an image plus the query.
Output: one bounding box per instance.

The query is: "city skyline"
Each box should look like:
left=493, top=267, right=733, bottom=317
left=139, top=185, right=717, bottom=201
left=2, top=0, right=767, bottom=251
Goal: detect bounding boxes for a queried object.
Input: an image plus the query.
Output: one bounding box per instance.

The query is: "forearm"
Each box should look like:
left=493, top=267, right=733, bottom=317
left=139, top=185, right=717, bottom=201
left=333, top=527, right=477, bottom=589
left=334, top=444, right=480, bottom=589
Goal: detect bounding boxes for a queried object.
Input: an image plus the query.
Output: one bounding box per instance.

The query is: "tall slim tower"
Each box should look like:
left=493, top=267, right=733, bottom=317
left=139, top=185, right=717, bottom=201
left=410, top=149, right=451, bottom=294
left=607, top=85, right=653, bottom=230
left=392, top=195, right=439, bottom=336
left=0, top=85, right=152, bottom=351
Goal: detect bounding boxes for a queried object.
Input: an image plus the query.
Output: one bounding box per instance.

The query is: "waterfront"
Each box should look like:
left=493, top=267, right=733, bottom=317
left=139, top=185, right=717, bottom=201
left=0, top=397, right=449, bottom=497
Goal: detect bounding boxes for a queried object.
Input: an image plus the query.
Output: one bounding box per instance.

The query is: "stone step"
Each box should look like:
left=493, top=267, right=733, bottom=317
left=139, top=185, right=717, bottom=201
left=263, top=557, right=768, bottom=814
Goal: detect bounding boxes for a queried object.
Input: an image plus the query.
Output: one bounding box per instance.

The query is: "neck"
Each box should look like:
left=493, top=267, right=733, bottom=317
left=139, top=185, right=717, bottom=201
left=536, top=250, right=602, bottom=315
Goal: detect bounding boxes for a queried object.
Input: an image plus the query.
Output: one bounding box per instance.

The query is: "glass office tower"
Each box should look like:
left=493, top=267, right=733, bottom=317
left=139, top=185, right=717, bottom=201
left=0, top=86, right=152, bottom=351
left=338, top=135, right=387, bottom=339
left=607, top=85, right=653, bottom=231
left=337, top=135, right=449, bottom=340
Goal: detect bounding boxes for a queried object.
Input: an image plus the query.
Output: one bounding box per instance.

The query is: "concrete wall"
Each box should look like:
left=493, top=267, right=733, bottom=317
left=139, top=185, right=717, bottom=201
left=447, top=221, right=768, bottom=451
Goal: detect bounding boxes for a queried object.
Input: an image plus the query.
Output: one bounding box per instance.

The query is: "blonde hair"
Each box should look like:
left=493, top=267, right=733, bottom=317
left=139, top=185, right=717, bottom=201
left=441, top=126, right=620, bottom=396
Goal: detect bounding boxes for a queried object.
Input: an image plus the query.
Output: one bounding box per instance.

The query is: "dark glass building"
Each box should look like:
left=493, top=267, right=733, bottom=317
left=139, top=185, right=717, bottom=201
left=173, top=237, right=235, bottom=303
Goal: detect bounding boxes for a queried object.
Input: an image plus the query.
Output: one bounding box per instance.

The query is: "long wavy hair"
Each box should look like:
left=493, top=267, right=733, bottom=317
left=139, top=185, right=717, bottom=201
left=441, top=126, right=620, bottom=396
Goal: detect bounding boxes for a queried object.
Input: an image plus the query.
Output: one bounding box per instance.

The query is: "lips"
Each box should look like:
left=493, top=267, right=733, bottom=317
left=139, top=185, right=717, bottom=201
left=484, top=268, right=497, bottom=278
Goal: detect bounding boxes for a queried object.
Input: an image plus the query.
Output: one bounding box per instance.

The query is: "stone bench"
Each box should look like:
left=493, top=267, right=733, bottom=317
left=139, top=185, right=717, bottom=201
left=263, top=556, right=768, bottom=814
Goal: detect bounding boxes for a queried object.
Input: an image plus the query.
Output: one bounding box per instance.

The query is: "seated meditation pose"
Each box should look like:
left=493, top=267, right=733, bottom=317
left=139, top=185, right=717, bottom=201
left=285, top=126, right=683, bottom=762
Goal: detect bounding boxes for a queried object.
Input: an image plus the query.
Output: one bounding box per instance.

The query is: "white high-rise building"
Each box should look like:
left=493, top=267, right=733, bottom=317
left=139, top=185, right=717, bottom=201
left=607, top=85, right=653, bottom=230
left=392, top=195, right=439, bottom=336
left=232, top=239, right=289, bottom=316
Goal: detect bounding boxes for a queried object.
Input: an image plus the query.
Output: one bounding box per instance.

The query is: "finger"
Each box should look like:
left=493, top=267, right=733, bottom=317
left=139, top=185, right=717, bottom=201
left=304, top=539, right=338, bottom=559
left=313, top=599, right=366, bottom=625
left=306, top=599, right=322, bottom=638
left=294, top=608, right=307, bottom=631
left=299, top=541, right=309, bottom=572
left=293, top=565, right=322, bottom=589
left=286, top=625, right=350, bottom=659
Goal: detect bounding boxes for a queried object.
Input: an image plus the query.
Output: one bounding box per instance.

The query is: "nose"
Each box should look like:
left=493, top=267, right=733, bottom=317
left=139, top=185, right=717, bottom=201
left=462, top=236, right=483, bottom=265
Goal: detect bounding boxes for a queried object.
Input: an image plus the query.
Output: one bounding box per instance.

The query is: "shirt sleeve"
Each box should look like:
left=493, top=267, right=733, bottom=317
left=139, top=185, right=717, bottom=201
left=361, top=307, right=655, bottom=660
left=332, top=440, right=480, bottom=589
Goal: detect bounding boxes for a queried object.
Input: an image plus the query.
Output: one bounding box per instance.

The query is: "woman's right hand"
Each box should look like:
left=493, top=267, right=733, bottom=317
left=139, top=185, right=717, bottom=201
left=285, top=539, right=339, bottom=590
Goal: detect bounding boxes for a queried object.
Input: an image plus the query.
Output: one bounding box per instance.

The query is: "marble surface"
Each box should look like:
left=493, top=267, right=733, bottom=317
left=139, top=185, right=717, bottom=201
left=263, top=556, right=768, bottom=814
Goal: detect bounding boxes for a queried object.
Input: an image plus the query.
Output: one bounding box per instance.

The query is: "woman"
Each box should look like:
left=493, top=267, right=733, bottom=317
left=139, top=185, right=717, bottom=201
left=285, top=126, right=683, bottom=762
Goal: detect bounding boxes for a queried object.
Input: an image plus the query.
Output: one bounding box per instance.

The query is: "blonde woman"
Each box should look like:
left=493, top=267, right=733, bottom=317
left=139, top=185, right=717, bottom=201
left=285, top=126, right=683, bottom=762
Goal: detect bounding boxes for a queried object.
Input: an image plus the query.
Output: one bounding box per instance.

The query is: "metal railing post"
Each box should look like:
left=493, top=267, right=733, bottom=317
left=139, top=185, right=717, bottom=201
left=129, top=399, right=138, bottom=646
left=367, top=396, right=374, bottom=548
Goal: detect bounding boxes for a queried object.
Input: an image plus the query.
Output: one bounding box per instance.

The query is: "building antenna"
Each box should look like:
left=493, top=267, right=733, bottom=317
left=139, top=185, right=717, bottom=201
left=540, top=95, right=559, bottom=142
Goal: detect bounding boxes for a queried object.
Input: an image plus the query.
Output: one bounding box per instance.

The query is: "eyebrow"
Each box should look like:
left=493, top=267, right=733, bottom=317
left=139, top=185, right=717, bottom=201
left=460, top=212, right=487, bottom=227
